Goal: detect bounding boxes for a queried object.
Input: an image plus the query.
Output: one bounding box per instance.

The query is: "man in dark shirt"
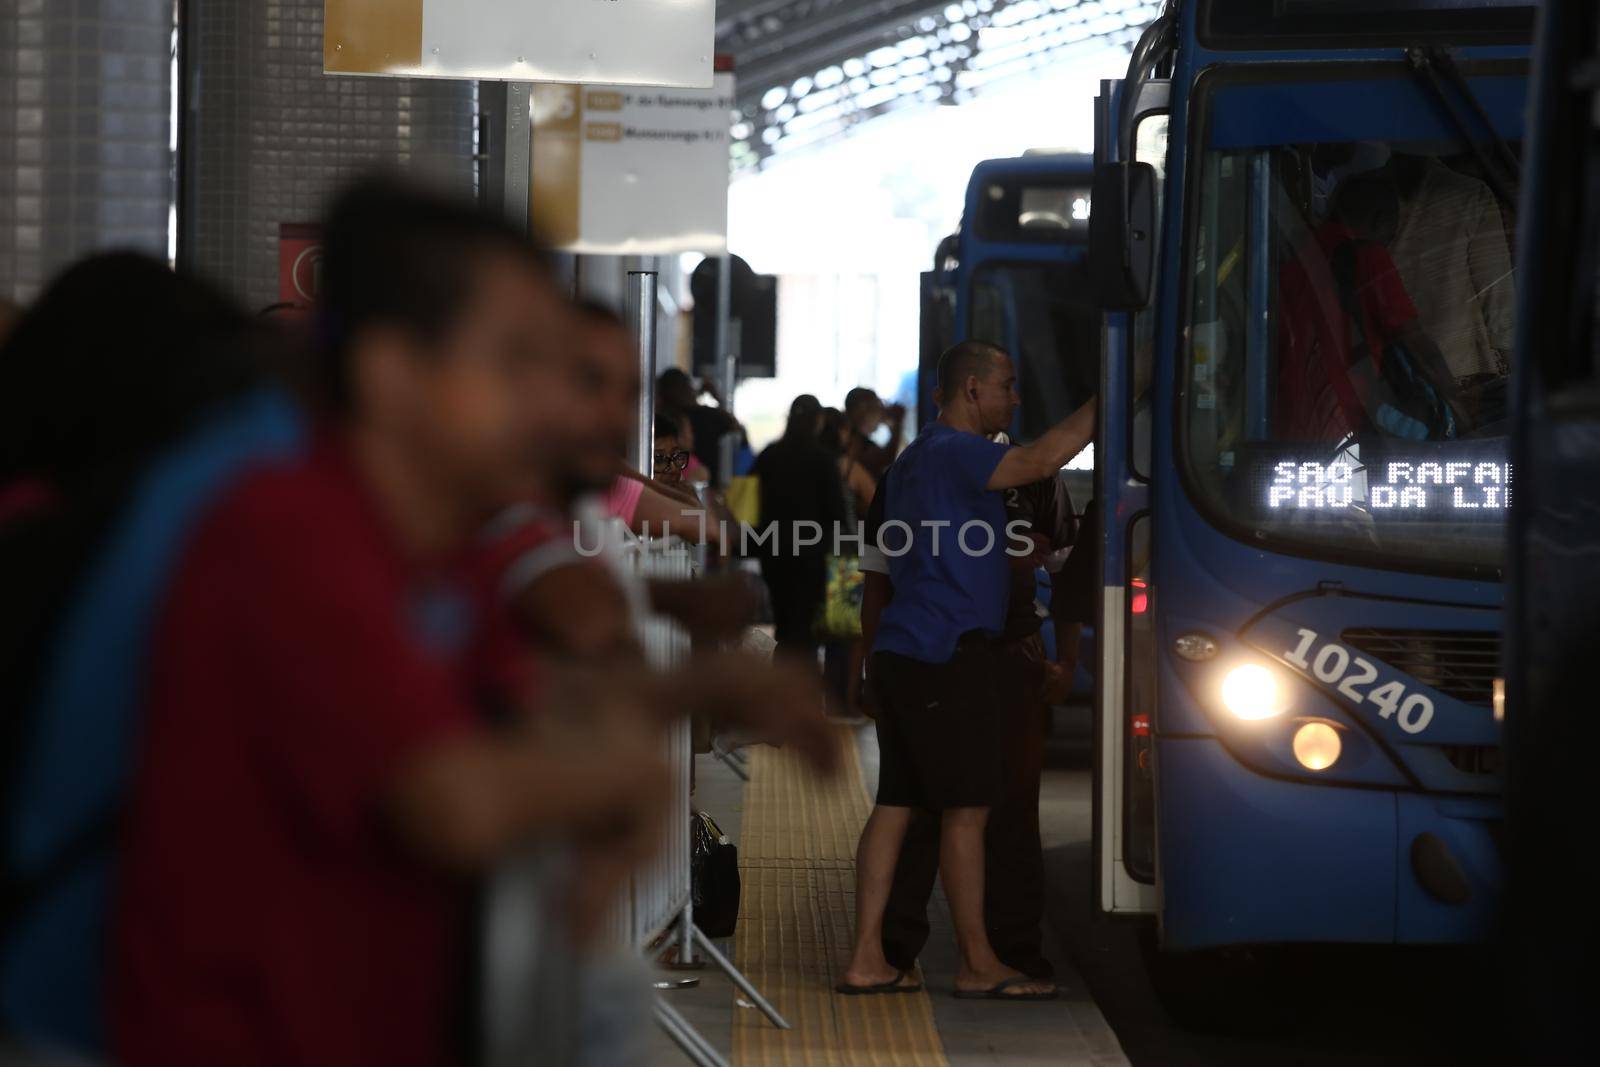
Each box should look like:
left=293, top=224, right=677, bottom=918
left=837, top=341, right=1093, bottom=1000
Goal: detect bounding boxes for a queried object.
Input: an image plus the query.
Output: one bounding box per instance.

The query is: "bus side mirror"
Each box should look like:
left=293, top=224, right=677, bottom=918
left=1090, top=161, right=1157, bottom=311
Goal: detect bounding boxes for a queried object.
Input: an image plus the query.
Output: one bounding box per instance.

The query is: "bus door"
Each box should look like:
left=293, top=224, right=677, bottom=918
left=1507, top=0, right=1599, bottom=1046
left=1093, top=74, right=1168, bottom=916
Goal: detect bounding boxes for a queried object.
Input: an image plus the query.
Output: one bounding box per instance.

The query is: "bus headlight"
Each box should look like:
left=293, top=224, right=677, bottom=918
left=1292, top=722, right=1342, bottom=771
left=1220, top=664, right=1286, bottom=721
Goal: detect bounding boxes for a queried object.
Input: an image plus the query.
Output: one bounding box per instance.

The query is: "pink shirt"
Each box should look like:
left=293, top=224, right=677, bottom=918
left=604, top=476, right=645, bottom=526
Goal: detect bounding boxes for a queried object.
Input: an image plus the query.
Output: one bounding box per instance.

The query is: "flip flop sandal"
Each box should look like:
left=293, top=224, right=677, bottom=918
left=834, top=970, right=923, bottom=995
left=952, top=976, right=1059, bottom=1002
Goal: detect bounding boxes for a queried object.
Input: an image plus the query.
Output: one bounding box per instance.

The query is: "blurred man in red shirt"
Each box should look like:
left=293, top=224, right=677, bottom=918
left=110, top=181, right=668, bottom=1067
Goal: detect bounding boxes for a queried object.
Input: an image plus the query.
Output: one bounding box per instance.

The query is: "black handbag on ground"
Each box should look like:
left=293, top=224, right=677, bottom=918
left=690, top=811, right=741, bottom=939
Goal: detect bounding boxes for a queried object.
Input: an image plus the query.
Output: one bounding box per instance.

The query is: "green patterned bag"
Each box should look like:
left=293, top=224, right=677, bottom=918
left=813, top=555, right=865, bottom=640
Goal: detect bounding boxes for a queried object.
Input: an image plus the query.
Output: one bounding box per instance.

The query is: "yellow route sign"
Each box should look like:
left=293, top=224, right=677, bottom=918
left=324, top=0, right=715, bottom=89
left=531, top=74, right=733, bottom=255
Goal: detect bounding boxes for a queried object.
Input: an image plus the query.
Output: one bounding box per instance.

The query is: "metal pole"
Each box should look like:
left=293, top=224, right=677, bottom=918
left=628, top=269, right=660, bottom=475
left=174, top=0, right=197, bottom=272
left=654, top=998, right=733, bottom=1067
left=718, top=319, right=742, bottom=490
left=674, top=895, right=698, bottom=968
left=481, top=849, right=580, bottom=1067
left=714, top=257, right=738, bottom=488
left=713, top=256, right=732, bottom=392
left=691, top=924, right=792, bottom=1030
left=503, top=83, right=532, bottom=234
left=710, top=738, right=750, bottom=782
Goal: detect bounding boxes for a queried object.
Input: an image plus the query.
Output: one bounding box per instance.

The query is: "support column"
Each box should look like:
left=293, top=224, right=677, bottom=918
left=0, top=0, right=174, bottom=302
left=181, top=0, right=476, bottom=309
left=502, top=84, right=531, bottom=234
left=628, top=266, right=660, bottom=475
left=714, top=256, right=738, bottom=488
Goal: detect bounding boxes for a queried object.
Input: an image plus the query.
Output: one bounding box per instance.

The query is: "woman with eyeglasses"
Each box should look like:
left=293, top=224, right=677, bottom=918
left=661, top=407, right=712, bottom=489
left=645, top=411, right=741, bottom=550
left=651, top=412, right=702, bottom=507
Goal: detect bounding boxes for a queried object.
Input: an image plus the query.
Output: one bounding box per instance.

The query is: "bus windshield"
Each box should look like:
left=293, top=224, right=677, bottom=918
left=1182, top=66, right=1525, bottom=575
left=970, top=260, right=1099, bottom=442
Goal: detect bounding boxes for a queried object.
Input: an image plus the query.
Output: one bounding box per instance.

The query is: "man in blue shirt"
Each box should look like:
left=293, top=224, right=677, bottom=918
left=836, top=341, right=1094, bottom=1001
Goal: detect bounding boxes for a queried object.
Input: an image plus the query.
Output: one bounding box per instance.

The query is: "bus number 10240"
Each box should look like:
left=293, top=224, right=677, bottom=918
left=1283, top=628, right=1434, bottom=735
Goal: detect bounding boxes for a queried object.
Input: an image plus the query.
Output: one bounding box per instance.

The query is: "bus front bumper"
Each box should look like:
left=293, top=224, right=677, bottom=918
left=1156, top=737, right=1503, bottom=950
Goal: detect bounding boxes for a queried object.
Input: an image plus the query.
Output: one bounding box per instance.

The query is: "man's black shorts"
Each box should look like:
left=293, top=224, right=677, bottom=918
left=871, top=639, right=1016, bottom=811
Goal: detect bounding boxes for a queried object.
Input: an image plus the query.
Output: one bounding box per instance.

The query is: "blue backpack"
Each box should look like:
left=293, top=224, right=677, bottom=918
left=0, top=391, right=305, bottom=1055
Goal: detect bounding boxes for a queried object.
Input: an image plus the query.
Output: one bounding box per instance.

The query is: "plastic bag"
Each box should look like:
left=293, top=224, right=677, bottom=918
left=689, top=812, right=740, bottom=939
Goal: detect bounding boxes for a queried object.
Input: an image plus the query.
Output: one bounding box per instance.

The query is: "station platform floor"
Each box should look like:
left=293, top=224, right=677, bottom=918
left=647, top=721, right=1129, bottom=1067
left=642, top=704, right=1527, bottom=1067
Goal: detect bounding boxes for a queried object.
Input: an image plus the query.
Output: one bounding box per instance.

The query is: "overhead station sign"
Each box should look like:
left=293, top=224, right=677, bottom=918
left=324, top=0, right=716, bottom=89
left=530, top=74, right=734, bottom=255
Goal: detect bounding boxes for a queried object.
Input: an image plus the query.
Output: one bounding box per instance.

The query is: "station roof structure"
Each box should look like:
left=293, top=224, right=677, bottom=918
left=716, top=0, right=1163, bottom=170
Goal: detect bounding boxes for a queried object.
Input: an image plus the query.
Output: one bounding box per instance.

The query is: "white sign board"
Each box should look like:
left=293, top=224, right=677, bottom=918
left=325, top=0, right=715, bottom=89
left=530, top=74, right=733, bottom=255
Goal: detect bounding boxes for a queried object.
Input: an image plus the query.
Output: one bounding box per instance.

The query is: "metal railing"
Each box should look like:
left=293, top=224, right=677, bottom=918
left=627, top=537, right=696, bottom=949
left=483, top=526, right=786, bottom=1067
left=625, top=533, right=790, bottom=1067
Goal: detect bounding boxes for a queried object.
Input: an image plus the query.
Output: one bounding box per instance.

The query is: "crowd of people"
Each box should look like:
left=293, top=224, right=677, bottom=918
left=745, top=388, right=902, bottom=705
left=838, top=342, right=1097, bottom=1002
left=0, top=167, right=1109, bottom=1065
left=0, top=178, right=836, bottom=1066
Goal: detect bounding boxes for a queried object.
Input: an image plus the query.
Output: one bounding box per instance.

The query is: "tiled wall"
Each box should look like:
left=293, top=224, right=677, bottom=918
left=0, top=0, right=174, bottom=303
left=185, top=0, right=476, bottom=310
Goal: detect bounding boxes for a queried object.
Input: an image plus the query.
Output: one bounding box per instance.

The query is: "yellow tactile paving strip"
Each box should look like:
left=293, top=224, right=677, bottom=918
left=732, top=729, right=950, bottom=1066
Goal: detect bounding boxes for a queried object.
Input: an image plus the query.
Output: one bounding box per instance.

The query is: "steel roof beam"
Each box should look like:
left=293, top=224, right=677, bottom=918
left=730, top=1, right=950, bottom=70
left=719, top=0, right=1157, bottom=167
left=715, top=0, right=810, bottom=37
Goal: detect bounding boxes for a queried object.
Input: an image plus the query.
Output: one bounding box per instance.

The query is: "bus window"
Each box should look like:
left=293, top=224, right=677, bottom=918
left=970, top=261, right=1099, bottom=442
left=1130, top=113, right=1169, bottom=481
left=1181, top=69, right=1525, bottom=575
left=975, top=181, right=1093, bottom=244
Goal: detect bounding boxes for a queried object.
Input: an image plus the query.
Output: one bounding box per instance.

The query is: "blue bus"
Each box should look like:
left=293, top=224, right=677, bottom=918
left=920, top=153, right=1099, bottom=453
left=921, top=153, right=1102, bottom=697
left=1088, top=0, right=1535, bottom=1017
left=1506, top=0, right=1593, bottom=1054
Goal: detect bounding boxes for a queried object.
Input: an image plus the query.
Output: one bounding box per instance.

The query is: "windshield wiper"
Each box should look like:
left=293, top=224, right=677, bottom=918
left=1405, top=46, right=1520, bottom=208
left=1428, top=47, right=1522, bottom=182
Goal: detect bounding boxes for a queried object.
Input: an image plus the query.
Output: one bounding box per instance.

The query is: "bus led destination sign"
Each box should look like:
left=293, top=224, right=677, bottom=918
left=1263, top=457, right=1512, bottom=512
